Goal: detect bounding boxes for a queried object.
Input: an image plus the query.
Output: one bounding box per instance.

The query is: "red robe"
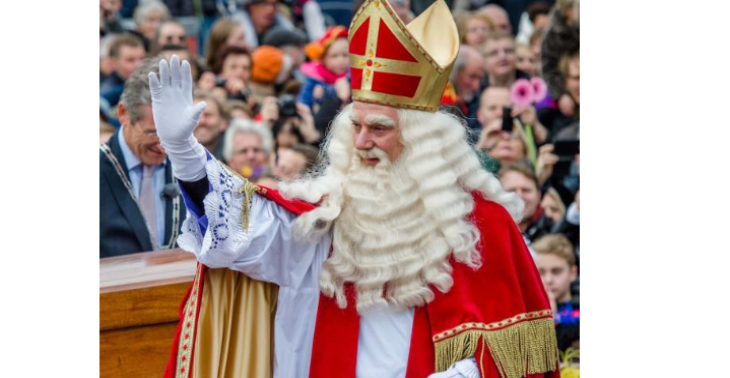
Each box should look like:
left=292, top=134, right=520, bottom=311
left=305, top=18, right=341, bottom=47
left=164, top=189, right=560, bottom=378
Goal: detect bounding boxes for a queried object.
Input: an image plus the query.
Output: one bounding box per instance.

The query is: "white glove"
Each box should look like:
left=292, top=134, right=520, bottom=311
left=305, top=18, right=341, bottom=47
left=427, top=357, right=480, bottom=378
left=148, top=55, right=208, bottom=182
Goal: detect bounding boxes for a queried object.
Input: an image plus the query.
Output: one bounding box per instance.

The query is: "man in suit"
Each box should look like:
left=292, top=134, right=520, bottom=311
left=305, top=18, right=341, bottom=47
left=100, top=57, right=187, bottom=258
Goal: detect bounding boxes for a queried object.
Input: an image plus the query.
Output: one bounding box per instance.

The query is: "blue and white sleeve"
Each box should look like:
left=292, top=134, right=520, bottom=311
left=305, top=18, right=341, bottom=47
left=176, top=156, right=330, bottom=287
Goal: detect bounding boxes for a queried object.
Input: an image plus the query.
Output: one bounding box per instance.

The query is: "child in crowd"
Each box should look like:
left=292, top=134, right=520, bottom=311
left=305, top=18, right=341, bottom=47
left=297, top=26, right=349, bottom=114
left=533, top=233, right=579, bottom=351
left=515, top=42, right=538, bottom=77
left=541, top=186, right=566, bottom=223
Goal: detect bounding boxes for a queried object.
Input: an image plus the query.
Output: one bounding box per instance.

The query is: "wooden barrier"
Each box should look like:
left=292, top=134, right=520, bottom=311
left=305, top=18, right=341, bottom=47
left=100, top=249, right=197, bottom=378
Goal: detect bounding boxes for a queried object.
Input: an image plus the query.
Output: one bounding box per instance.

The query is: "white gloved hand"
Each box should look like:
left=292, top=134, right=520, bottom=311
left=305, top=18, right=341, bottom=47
left=427, top=357, right=480, bottom=378
left=148, top=55, right=208, bottom=182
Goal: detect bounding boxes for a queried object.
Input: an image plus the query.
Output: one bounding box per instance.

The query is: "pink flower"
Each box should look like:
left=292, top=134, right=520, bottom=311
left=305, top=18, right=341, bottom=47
left=531, top=77, right=548, bottom=103
left=510, top=79, right=534, bottom=108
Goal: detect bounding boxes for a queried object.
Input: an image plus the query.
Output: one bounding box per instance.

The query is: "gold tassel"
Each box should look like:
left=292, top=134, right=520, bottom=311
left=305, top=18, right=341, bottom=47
left=222, top=165, right=267, bottom=233
left=435, top=318, right=558, bottom=378
left=239, top=180, right=266, bottom=232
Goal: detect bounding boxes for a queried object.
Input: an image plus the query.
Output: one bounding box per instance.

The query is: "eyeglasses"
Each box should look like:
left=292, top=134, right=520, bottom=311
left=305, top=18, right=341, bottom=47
left=138, top=127, right=159, bottom=139
left=164, top=35, right=186, bottom=43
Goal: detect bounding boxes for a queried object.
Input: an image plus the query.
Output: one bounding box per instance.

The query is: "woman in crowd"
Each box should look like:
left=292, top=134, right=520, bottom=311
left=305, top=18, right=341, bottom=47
left=208, top=45, right=253, bottom=104
left=456, top=11, right=495, bottom=49
left=205, top=18, right=251, bottom=72
left=541, top=186, right=566, bottom=223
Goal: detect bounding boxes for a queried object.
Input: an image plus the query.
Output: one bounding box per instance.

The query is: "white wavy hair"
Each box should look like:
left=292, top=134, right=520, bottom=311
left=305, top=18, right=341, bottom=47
left=279, top=104, right=523, bottom=313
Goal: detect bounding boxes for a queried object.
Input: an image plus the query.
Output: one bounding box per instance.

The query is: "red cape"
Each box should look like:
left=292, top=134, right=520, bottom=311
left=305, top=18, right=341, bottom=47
left=164, top=189, right=559, bottom=378
left=309, top=192, right=559, bottom=378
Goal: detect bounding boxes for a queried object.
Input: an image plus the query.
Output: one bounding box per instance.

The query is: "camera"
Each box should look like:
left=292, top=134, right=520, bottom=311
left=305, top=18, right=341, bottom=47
left=215, top=77, right=248, bottom=102
left=214, top=77, right=226, bottom=88
left=501, top=107, right=515, bottom=132
left=278, top=94, right=298, bottom=118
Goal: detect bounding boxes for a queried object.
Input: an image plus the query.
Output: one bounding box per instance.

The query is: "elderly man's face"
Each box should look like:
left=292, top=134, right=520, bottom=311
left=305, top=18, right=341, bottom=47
left=350, top=102, right=403, bottom=166
left=229, top=132, right=267, bottom=175
left=456, top=54, right=485, bottom=102
left=121, top=104, right=167, bottom=166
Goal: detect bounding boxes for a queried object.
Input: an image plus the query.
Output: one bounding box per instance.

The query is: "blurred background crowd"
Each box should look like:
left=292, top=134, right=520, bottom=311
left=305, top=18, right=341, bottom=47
left=99, top=0, right=579, bottom=361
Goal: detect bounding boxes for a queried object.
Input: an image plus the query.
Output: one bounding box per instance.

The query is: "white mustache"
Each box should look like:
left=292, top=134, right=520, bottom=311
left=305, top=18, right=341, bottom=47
left=356, top=147, right=388, bottom=160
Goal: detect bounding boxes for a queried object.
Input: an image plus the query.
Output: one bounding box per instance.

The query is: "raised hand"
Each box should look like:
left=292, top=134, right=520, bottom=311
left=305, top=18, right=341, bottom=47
left=260, top=96, right=279, bottom=127
left=147, top=55, right=209, bottom=181
left=476, top=119, right=506, bottom=152
left=148, top=55, right=207, bottom=149
left=536, top=144, right=559, bottom=186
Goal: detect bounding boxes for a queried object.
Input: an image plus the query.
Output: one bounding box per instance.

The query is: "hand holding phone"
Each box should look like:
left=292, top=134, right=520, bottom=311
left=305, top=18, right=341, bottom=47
left=501, top=106, right=514, bottom=132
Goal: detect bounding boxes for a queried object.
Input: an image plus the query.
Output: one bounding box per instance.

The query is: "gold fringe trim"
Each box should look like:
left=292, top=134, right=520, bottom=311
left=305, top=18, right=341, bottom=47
left=239, top=180, right=262, bottom=232
left=435, top=318, right=558, bottom=378
left=222, top=165, right=267, bottom=233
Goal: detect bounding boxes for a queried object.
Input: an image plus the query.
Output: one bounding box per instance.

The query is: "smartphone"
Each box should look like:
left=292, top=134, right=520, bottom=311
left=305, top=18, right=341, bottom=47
left=501, top=107, right=513, bottom=132
left=552, top=139, right=579, bottom=178
left=553, top=139, right=580, bottom=158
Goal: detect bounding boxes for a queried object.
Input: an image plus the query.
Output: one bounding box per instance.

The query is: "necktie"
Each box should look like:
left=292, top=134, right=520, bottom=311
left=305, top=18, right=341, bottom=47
left=139, top=165, right=158, bottom=250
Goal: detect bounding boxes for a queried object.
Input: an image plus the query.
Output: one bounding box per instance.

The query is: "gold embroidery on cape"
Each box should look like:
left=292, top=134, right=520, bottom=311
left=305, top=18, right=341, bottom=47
left=175, top=264, right=203, bottom=378
left=433, top=311, right=558, bottom=378
left=191, top=269, right=279, bottom=377
left=432, top=309, right=552, bottom=341
left=222, top=164, right=266, bottom=233
left=348, top=0, right=459, bottom=111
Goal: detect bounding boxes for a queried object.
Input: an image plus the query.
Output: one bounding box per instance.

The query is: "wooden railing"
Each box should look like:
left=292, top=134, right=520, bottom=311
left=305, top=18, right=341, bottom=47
left=100, top=249, right=197, bottom=378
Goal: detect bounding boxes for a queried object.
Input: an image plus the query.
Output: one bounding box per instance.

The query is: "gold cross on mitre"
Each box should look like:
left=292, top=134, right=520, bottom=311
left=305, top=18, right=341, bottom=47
left=348, top=0, right=459, bottom=112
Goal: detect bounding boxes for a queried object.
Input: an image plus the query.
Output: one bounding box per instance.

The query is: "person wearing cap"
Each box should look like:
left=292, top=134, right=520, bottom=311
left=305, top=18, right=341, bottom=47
left=248, top=45, right=294, bottom=103
left=151, top=1, right=560, bottom=377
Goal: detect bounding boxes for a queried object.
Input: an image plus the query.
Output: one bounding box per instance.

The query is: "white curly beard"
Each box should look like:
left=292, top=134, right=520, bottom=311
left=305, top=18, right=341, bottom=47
left=278, top=105, right=524, bottom=314
left=319, top=147, right=456, bottom=312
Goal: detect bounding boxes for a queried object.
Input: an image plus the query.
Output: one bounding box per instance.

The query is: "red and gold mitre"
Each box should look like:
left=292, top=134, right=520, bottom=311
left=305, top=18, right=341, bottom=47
left=348, top=0, right=459, bottom=112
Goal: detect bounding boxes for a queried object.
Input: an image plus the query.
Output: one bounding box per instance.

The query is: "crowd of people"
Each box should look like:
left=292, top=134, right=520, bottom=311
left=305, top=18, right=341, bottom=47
left=99, top=0, right=579, bottom=364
